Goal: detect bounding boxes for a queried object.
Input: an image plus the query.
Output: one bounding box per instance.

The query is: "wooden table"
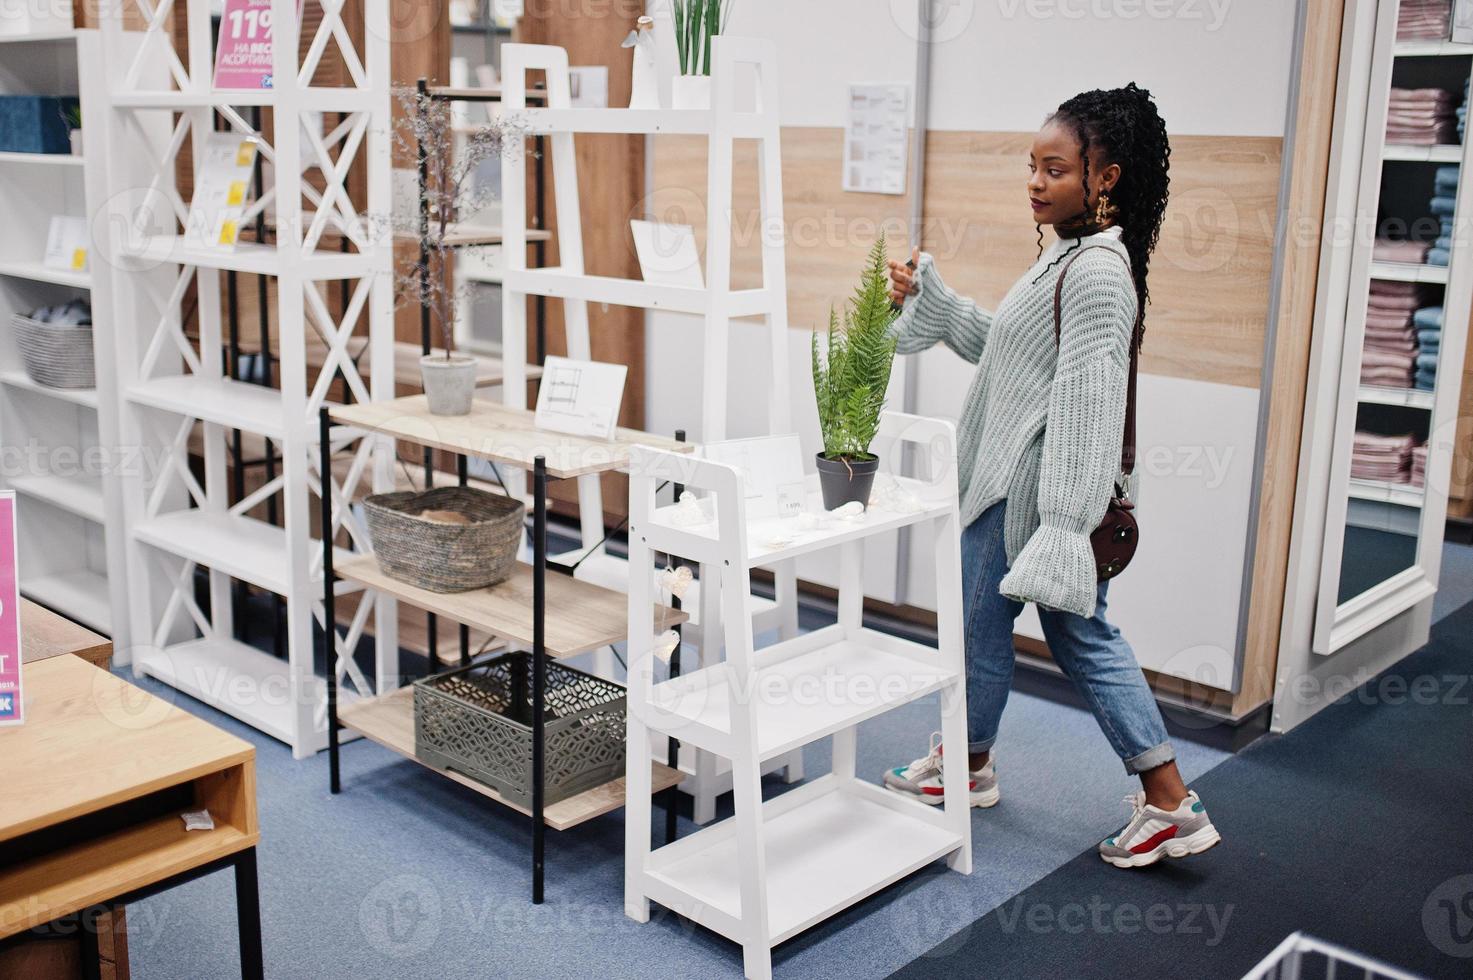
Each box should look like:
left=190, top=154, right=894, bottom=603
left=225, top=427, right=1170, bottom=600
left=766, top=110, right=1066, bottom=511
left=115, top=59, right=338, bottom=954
left=20, top=598, right=112, bottom=669
left=0, top=656, right=263, bottom=979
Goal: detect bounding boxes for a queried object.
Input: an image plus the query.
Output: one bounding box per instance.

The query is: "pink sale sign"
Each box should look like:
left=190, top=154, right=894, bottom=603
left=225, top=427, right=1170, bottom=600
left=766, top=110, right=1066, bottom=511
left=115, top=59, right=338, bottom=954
left=0, top=493, right=21, bottom=725
left=214, top=0, right=277, bottom=90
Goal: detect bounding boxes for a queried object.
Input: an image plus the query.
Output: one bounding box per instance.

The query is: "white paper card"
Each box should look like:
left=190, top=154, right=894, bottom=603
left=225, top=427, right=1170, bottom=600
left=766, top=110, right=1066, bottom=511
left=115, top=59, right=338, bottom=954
left=843, top=83, right=909, bottom=195
left=43, top=217, right=90, bottom=274
left=185, top=133, right=260, bottom=250
left=630, top=220, right=704, bottom=288
left=702, top=434, right=807, bottom=521
left=535, top=356, right=628, bottom=440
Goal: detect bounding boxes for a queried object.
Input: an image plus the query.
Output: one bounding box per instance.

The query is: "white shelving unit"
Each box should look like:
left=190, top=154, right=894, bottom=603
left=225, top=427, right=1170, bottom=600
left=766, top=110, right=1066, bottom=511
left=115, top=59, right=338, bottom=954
left=500, top=38, right=805, bottom=822
left=98, top=0, right=395, bottom=757
left=624, top=412, right=972, bottom=980
left=0, top=28, right=135, bottom=638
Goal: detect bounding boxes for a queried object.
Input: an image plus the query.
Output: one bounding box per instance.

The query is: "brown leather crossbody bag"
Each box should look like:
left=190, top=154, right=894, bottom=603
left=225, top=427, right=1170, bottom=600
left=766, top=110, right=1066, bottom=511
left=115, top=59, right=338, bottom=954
left=1052, top=244, right=1139, bottom=582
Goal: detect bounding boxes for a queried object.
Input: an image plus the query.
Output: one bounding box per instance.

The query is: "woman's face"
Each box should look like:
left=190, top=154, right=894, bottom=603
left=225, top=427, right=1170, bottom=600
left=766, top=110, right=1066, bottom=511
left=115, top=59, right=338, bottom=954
left=1027, top=119, right=1118, bottom=227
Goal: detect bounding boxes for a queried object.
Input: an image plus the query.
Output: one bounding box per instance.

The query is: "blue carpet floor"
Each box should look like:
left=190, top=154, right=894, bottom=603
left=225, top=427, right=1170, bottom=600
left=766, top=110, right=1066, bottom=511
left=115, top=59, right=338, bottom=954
left=1435, top=540, right=1473, bottom=623
left=891, top=595, right=1473, bottom=979
left=119, top=650, right=1228, bottom=978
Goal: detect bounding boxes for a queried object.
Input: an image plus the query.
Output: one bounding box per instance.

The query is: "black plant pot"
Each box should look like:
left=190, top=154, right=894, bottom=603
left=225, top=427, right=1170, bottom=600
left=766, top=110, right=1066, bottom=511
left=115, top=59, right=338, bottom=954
left=815, top=453, right=879, bottom=511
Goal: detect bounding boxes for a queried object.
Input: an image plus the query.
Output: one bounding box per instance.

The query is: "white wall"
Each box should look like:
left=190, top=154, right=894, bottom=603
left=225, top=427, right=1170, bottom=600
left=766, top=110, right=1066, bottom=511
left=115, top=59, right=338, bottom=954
left=641, top=0, right=1301, bottom=689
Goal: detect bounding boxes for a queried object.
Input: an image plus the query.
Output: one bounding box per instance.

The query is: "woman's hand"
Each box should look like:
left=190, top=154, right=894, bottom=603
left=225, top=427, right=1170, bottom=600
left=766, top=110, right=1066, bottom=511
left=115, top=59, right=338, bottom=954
left=888, top=247, right=921, bottom=307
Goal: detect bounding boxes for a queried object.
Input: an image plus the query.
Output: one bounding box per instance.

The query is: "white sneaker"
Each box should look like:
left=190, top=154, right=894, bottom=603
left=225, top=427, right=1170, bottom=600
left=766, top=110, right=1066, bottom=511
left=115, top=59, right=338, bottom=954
left=1099, top=791, right=1221, bottom=868
left=881, top=732, right=1000, bottom=808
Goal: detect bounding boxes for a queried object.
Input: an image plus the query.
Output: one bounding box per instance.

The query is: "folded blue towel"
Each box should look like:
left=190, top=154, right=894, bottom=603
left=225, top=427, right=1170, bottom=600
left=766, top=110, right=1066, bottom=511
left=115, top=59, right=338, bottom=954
left=1430, top=195, right=1458, bottom=217
left=1435, top=235, right=1453, bottom=250
left=1428, top=247, right=1451, bottom=266
left=1414, top=306, right=1444, bottom=329
left=1435, top=166, right=1460, bottom=192
left=1415, top=376, right=1437, bottom=392
left=1417, top=326, right=1443, bottom=344
left=1417, top=352, right=1440, bottom=371
left=1441, top=218, right=1455, bottom=234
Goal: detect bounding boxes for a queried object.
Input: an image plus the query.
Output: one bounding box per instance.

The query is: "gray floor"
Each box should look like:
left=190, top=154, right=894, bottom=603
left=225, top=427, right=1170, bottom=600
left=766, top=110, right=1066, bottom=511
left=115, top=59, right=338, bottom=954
left=1434, top=538, right=1473, bottom=622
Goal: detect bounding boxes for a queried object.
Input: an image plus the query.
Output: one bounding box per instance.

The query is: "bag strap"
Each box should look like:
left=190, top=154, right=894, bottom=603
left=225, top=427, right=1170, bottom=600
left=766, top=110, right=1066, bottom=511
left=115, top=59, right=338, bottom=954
left=1052, top=244, right=1138, bottom=476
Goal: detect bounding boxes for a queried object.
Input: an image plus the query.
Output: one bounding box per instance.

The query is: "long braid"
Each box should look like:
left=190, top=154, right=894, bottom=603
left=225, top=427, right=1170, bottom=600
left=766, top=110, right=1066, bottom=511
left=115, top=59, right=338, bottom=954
left=1048, top=82, right=1171, bottom=347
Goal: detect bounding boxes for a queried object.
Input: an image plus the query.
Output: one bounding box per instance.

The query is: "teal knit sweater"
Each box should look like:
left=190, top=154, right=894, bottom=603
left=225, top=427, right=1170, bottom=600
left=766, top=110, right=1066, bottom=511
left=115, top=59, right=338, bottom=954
left=893, top=228, right=1136, bottom=618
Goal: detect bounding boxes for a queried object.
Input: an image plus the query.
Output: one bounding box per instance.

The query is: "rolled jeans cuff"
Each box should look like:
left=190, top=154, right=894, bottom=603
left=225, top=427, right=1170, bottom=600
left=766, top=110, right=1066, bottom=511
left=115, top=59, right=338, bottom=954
left=967, top=736, right=997, bottom=755
left=1123, top=741, right=1175, bottom=775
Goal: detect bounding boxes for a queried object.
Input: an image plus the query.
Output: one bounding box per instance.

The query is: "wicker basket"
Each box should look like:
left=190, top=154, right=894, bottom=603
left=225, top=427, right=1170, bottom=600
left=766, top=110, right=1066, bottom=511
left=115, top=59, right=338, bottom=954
left=364, top=486, right=524, bottom=593
left=10, top=314, right=95, bottom=389
left=414, top=654, right=627, bottom=807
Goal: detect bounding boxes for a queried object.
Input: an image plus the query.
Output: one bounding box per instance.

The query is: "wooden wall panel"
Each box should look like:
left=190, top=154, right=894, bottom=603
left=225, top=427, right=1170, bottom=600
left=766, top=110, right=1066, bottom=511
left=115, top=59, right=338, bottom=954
left=652, top=129, right=1282, bottom=389
left=1450, top=304, right=1473, bottom=518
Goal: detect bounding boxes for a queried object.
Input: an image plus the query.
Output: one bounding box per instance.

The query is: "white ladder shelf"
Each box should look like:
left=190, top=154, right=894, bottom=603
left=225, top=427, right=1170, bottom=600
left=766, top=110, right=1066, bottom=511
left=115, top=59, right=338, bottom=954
left=624, top=412, right=973, bottom=980
left=499, top=36, right=805, bottom=821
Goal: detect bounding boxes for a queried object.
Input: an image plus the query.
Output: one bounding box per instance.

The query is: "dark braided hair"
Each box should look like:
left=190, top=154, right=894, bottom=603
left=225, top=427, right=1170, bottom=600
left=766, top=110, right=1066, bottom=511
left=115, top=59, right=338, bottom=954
left=1036, top=82, right=1171, bottom=347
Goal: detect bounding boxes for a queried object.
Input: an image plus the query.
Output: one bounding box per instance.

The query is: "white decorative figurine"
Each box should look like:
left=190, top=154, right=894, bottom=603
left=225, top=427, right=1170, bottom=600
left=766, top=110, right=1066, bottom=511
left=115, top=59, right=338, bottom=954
left=623, top=15, right=660, bottom=110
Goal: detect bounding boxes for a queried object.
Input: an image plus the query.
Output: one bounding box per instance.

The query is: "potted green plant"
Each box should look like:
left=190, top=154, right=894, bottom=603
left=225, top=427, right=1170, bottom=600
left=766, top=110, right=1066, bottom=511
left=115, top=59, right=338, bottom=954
left=671, top=0, right=732, bottom=110
left=63, top=104, right=82, bottom=156
left=811, top=236, right=899, bottom=510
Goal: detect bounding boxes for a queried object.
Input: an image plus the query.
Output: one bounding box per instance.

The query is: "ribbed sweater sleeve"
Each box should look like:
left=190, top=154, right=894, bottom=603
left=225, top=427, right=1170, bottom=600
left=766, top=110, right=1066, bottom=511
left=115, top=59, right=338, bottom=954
left=889, top=252, right=993, bottom=364
left=999, top=247, right=1135, bottom=618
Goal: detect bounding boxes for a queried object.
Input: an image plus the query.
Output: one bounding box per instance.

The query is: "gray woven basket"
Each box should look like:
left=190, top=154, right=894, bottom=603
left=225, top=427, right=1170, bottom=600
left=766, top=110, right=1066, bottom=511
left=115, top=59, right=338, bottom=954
left=11, top=314, right=95, bottom=389
left=364, top=486, right=524, bottom=593
left=414, top=653, right=627, bottom=808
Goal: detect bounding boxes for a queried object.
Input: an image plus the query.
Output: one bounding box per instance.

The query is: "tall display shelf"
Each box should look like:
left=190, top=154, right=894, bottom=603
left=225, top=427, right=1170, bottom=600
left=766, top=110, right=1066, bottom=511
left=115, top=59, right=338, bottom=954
left=1302, top=0, right=1473, bottom=655
left=97, top=0, right=396, bottom=757
left=500, top=37, right=805, bottom=823
left=0, top=29, right=141, bottom=638
left=623, top=413, right=972, bottom=980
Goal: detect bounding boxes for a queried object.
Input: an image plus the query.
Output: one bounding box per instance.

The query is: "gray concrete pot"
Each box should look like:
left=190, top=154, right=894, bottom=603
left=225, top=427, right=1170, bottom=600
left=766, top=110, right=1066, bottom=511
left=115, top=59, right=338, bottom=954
left=815, top=453, right=879, bottom=510
left=420, top=354, right=477, bottom=416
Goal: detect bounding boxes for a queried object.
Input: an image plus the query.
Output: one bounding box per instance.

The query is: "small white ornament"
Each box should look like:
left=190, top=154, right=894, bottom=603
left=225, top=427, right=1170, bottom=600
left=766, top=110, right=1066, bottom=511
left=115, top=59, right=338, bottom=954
left=669, top=494, right=711, bottom=527
left=659, top=565, right=694, bottom=600
left=831, top=500, right=865, bottom=521
left=652, top=629, right=681, bottom=664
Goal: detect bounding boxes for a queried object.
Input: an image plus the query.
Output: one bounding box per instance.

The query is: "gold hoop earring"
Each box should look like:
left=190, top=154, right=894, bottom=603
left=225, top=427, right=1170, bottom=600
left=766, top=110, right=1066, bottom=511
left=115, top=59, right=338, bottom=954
left=1095, top=191, right=1118, bottom=226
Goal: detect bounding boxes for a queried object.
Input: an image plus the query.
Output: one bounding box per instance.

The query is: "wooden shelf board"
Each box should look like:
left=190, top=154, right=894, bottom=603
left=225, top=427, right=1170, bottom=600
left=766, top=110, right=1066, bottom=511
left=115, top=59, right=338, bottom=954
left=330, top=395, right=692, bottom=479
left=0, top=257, right=90, bottom=289
left=338, top=685, right=681, bottom=831
left=0, top=815, right=254, bottom=939
left=0, top=656, right=253, bottom=842
left=335, top=590, right=505, bottom=663
left=335, top=554, right=685, bottom=661
left=21, top=568, right=110, bottom=636
left=9, top=472, right=104, bottom=523
left=0, top=369, right=98, bottom=408
left=393, top=224, right=551, bottom=247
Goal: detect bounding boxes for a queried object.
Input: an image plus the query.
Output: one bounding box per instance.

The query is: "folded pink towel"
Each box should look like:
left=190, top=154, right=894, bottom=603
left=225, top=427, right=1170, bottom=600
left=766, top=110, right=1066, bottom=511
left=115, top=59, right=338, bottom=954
left=1367, top=294, right=1421, bottom=313
left=1370, top=279, right=1424, bottom=297
left=1373, top=239, right=1432, bottom=262
left=1365, top=312, right=1414, bottom=329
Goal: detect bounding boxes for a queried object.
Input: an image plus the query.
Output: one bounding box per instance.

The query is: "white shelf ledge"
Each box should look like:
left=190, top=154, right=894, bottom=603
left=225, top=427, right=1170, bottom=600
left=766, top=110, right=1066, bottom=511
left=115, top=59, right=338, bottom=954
left=503, top=267, right=773, bottom=317
left=126, top=375, right=287, bottom=438
left=643, top=625, right=959, bottom=763
left=0, top=151, right=83, bottom=167
left=514, top=107, right=765, bottom=137
left=112, top=87, right=376, bottom=112
left=644, top=775, right=963, bottom=946
left=642, top=474, right=952, bottom=568
left=0, top=30, right=77, bottom=44
left=23, top=568, right=111, bottom=636
left=135, top=509, right=347, bottom=596
left=1382, top=143, right=1463, bottom=162
left=9, top=473, right=104, bottom=523
left=1368, top=261, right=1449, bottom=284
left=0, top=369, right=98, bottom=408
left=1393, top=40, right=1473, bottom=56
left=121, top=236, right=370, bottom=280
left=1357, top=384, right=1435, bottom=409
left=1348, top=477, right=1425, bottom=508
left=135, top=636, right=325, bottom=748
left=0, top=257, right=91, bottom=289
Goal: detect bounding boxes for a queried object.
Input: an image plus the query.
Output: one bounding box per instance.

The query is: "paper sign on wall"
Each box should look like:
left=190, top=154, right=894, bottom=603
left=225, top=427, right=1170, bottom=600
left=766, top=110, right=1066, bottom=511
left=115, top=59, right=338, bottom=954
left=185, top=133, right=259, bottom=250
left=843, top=83, right=909, bottom=195
left=702, top=434, right=807, bottom=521
left=43, top=216, right=90, bottom=273
left=215, top=0, right=278, bottom=89
left=535, top=356, right=628, bottom=440
left=0, top=492, right=22, bottom=726
left=568, top=66, right=609, bottom=108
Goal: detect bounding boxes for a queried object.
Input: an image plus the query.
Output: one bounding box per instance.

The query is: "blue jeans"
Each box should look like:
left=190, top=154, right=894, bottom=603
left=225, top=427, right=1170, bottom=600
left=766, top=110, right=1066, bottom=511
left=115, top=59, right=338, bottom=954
left=963, top=500, right=1175, bottom=775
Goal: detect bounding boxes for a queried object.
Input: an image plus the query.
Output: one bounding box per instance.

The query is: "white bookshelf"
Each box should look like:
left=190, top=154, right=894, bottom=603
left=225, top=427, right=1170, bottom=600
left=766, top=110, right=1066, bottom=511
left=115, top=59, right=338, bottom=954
left=500, top=38, right=805, bottom=823
left=0, top=29, right=132, bottom=639
left=98, top=0, right=395, bottom=758
left=624, top=413, right=972, bottom=980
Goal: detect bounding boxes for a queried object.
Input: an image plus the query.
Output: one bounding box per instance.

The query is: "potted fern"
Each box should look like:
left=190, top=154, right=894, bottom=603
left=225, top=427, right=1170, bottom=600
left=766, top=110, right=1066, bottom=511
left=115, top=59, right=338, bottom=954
left=811, top=237, right=899, bottom=510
